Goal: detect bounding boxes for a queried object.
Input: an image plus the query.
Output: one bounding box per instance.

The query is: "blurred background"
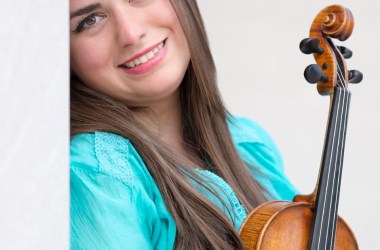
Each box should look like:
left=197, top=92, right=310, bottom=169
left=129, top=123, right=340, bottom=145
left=0, top=0, right=378, bottom=249
left=199, top=0, right=379, bottom=249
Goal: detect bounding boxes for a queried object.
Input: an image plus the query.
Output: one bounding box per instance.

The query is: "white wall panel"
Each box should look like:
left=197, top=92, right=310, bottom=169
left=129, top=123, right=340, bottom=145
left=0, top=0, right=69, bottom=249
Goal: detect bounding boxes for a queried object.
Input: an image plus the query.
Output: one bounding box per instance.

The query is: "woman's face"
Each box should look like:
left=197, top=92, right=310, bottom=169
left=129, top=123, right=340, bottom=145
left=70, top=0, right=190, bottom=107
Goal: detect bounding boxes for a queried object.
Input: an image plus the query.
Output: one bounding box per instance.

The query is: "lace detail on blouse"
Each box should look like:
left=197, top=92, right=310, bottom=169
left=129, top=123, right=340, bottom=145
left=94, top=132, right=134, bottom=187
left=92, top=131, right=248, bottom=227
left=195, top=169, right=248, bottom=228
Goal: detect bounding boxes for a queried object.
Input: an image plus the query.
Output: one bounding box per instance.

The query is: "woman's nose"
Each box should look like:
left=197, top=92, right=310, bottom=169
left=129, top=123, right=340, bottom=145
left=115, top=13, right=146, bottom=47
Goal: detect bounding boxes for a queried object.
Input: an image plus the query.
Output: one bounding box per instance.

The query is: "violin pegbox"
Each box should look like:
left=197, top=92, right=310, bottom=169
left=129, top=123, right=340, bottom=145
left=299, top=5, right=363, bottom=95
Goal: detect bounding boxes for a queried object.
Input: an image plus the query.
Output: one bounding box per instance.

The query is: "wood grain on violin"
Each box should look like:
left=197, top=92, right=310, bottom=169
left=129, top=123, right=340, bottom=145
left=239, top=201, right=357, bottom=249
left=239, top=5, right=362, bottom=249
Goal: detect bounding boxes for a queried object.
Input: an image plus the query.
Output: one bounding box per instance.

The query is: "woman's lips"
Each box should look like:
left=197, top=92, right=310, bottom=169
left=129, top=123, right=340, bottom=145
left=119, top=39, right=168, bottom=75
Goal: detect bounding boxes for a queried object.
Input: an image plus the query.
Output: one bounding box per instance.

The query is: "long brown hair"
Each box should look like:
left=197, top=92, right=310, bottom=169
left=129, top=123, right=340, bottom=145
left=71, top=0, right=267, bottom=248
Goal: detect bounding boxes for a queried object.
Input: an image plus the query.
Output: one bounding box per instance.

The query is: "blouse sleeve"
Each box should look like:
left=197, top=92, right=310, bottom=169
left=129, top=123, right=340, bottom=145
left=70, top=133, right=155, bottom=250
left=70, top=166, right=152, bottom=250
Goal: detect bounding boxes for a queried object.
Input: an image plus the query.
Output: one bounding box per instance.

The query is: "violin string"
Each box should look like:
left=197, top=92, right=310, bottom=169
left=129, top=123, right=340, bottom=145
left=324, top=59, right=349, bottom=248
left=326, top=88, right=347, bottom=249
left=317, top=88, right=343, bottom=250
left=325, top=88, right=343, bottom=249
left=337, top=66, right=345, bottom=88
left=326, top=89, right=344, bottom=250
left=322, top=61, right=348, bottom=249
left=320, top=60, right=349, bottom=248
left=336, top=63, right=348, bottom=88
left=330, top=90, right=350, bottom=248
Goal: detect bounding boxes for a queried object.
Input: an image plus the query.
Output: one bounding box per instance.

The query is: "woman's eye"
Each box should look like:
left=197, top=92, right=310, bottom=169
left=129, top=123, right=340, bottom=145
left=74, top=13, right=106, bottom=33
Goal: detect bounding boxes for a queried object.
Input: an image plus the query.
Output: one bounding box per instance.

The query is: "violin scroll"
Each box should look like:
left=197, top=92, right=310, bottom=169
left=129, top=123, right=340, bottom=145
left=299, top=5, right=362, bottom=95
left=318, top=5, right=354, bottom=41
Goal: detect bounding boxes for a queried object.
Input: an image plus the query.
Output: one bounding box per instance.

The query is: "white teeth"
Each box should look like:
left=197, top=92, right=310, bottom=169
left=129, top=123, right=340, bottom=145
left=146, top=51, right=154, bottom=59
left=124, top=41, right=165, bottom=68
left=140, top=55, right=148, bottom=63
left=126, top=61, right=135, bottom=67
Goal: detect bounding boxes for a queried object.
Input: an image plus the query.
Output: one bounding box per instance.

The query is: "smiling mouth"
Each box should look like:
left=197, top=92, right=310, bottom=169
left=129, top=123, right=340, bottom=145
left=122, top=40, right=166, bottom=69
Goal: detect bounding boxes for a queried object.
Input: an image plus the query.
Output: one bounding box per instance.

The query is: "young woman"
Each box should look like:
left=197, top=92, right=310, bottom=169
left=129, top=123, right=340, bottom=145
left=70, top=0, right=298, bottom=249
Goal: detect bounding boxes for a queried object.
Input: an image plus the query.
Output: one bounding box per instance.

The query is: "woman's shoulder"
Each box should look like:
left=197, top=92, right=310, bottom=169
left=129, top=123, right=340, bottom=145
left=227, top=114, right=280, bottom=166
left=227, top=114, right=298, bottom=200
left=227, top=115, right=271, bottom=145
left=70, top=132, right=153, bottom=190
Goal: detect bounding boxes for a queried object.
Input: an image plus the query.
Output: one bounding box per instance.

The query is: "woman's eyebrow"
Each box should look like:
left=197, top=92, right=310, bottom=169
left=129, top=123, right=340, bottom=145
left=70, top=3, right=101, bottom=19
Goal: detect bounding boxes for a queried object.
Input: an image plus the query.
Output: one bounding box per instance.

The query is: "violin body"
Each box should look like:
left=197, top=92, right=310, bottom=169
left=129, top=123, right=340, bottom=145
left=239, top=200, right=358, bottom=249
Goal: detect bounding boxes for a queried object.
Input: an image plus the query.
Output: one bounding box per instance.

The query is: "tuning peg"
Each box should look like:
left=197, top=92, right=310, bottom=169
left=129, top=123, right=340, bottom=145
left=299, top=38, right=324, bottom=54
left=348, top=70, right=363, bottom=84
left=304, top=64, right=329, bottom=84
left=337, top=46, right=353, bottom=59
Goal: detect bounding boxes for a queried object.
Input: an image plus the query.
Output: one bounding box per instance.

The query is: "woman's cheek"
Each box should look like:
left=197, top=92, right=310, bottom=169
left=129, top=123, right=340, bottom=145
left=71, top=40, right=111, bottom=78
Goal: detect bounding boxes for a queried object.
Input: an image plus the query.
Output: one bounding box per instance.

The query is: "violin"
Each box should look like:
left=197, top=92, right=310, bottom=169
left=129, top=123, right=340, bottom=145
left=239, top=5, right=363, bottom=249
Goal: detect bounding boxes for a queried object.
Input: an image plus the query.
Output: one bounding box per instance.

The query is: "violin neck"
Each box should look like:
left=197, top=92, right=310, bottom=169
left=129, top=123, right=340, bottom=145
left=309, top=87, right=351, bottom=250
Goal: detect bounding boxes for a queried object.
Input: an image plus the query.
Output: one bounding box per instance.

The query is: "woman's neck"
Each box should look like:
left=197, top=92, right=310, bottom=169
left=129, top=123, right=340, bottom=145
left=133, top=90, right=183, bottom=148
left=134, top=91, right=202, bottom=168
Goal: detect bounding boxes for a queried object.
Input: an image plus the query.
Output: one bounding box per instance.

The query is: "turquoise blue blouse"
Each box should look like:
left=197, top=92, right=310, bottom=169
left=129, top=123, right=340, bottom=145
left=70, top=116, right=298, bottom=249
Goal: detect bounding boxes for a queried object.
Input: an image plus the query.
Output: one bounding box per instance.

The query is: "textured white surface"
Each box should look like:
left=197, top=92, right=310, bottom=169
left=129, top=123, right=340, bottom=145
left=0, top=0, right=69, bottom=249
left=199, top=0, right=379, bottom=249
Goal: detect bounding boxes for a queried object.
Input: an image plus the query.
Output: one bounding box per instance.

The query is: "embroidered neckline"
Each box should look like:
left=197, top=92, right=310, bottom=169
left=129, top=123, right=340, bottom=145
left=195, top=168, right=248, bottom=229
left=93, top=131, right=247, bottom=228
left=94, top=132, right=134, bottom=187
